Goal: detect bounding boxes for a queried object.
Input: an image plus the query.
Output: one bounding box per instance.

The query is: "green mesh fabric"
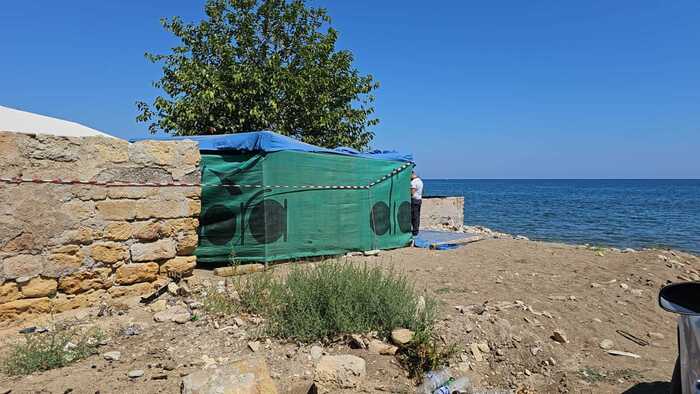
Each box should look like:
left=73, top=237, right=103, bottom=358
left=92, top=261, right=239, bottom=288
left=195, top=150, right=413, bottom=263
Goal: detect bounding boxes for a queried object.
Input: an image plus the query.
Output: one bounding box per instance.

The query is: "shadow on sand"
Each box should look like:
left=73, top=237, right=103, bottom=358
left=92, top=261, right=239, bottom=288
left=621, top=381, right=670, bottom=394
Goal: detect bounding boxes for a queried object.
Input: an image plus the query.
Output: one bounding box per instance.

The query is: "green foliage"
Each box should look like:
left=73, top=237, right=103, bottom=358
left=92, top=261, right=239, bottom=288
left=2, top=326, right=104, bottom=376
left=137, top=0, right=379, bottom=150
left=200, top=288, right=240, bottom=315
left=238, top=262, right=436, bottom=341
left=396, top=330, right=457, bottom=378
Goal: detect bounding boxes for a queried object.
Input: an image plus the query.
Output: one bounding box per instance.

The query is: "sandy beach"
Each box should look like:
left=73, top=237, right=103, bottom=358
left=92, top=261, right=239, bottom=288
left=1, top=237, right=696, bottom=393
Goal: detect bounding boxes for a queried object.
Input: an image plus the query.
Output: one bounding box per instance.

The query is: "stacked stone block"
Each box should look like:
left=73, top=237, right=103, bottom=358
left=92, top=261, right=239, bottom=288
left=0, top=131, right=201, bottom=320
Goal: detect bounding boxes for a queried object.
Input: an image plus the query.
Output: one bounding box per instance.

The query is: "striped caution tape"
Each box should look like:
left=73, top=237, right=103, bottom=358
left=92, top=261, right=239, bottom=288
left=0, top=177, right=199, bottom=187
left=0, top=162, right=413, bottom=190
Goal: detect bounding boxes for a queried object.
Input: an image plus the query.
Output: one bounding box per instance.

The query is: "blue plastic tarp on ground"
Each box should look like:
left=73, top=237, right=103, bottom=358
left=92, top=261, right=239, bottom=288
left=131, top=131, right=413, bottom=162
left=414, top=230, right=478, bottom=250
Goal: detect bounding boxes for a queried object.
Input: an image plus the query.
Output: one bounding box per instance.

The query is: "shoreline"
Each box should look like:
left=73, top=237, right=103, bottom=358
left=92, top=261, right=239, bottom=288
left=426, top=222, right=700, bottom=258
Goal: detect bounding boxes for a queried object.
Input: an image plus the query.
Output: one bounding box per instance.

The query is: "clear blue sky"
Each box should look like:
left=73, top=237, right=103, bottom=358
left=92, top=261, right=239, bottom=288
left=2, top=1, right=699, bottom=178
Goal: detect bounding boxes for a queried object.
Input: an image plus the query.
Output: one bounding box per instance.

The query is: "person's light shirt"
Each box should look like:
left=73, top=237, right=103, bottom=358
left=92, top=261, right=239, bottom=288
left=411, top=178, right=423, bottom=200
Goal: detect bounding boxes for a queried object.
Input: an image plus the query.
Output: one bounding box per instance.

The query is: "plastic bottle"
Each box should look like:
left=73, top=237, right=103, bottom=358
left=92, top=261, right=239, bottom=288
left=432, top=376, right=471, bottom=394
left=416, top=368, right=452, bottom=394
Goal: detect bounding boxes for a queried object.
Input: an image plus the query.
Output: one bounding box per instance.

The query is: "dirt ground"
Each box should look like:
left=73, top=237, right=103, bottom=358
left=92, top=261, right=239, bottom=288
left=1, top=237, right=698, bottom=394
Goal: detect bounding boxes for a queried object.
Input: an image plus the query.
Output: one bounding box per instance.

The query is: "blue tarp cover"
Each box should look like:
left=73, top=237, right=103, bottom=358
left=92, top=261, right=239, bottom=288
left=414, top=230, right=478, bottom=250
left=131, top=131, right=413, bottom=162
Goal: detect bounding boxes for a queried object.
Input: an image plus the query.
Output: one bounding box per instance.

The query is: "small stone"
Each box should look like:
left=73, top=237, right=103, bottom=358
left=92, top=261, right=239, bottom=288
left=150, top=299, right=168, bottom=313
left=103, top=351, right=121, bottom=361
left=495, top=348, right=505, bottom=356
left=390, top=328, right=414, bottom=346
left=477, top=343, right=490, bottom=353
left=367, top=339, right=398, bottom=356
left=187, top=300, right=203, bottom=310
left=465, top=322, right=474, bottom=333
left=551, top=330, right=568, bottom=344
left=127, top=369, right=144, bottom=379
left=620, top=283, right=629, bottom=290
left=172, top=313, right=191, bottom=324
left=599, top=339, right=614, bottom=350
left=648, top=332, right=665, bottom=340
left=472, top=304, right=487, bottom=315
left=310, top=345, right=323, bottom=361
left=153, top=305, right=191, bottom=323
left=248, top=341, right=261, bottom=352
left=234, top=317, right=245, bottom=326
left=470, top=343, right=483, bottom=361
left=363, top=250, right=380, bottom=256
left=167, top=282, right=179, bottom=296
left=591, top=283, right=601, bottom=288
left=314, top=355, right=366, bottom=389
left=530, top=347, right=541, bottom=356
left=123, top=324, right=141, bottom=337
left=631, top=289, right=643, bottom=297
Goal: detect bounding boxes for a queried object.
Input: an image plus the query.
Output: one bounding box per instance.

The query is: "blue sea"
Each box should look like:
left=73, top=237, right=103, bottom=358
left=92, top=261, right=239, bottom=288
left=424, top=179, right=700, bottom=254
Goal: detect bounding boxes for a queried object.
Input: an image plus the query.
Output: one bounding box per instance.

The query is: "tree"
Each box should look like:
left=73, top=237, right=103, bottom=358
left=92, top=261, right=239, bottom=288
left=137, top=0, right=379, bottom=150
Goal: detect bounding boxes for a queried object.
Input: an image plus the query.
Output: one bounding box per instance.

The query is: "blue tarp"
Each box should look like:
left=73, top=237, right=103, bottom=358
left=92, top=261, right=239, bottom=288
left=414, top=230, right=479, bottom=250
left=131, top=131, right=413, bottom=163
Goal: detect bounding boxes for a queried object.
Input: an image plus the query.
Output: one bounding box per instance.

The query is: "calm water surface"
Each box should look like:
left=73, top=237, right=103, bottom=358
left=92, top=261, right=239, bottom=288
left=424, top=179, right=700, bottom=254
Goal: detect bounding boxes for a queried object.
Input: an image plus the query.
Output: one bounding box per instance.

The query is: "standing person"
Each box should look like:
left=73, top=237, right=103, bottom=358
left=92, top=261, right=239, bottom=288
left=410, top=170, right=423, bottom=237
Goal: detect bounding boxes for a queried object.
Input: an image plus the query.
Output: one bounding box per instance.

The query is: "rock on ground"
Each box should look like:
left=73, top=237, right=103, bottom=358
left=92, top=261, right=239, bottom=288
left=181, top=357, right=277, bottom=394
left=103, top=351, right=121, bottom=361
left=367, top=339, right=398, bottom=355
left=153, top=305, right=191, bottom=324
left=390, top=328, right=414, bottom=346
left=551, top=330, right=568, bottom=344
left=599, top=339, right=614, bottom=350
left=310, top=345, right=323, bottom=361
left=314, top=355, right=366, bottom=389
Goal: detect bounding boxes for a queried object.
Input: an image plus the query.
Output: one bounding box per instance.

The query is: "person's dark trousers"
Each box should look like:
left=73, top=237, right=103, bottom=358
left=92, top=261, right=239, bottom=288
left=411, top=198, right=422, bottom=236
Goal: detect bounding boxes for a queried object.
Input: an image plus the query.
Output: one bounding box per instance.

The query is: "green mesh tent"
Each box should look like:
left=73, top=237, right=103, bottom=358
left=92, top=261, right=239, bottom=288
left=175, top=132, right=414, bottom=263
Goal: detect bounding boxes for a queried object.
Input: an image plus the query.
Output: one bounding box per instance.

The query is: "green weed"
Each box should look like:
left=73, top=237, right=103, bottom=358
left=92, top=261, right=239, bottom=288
left=396, top=329, right=457, bottom=378
left=2, top=325, right=104, bottom=376
left=237, top=262, right=437, bottom=341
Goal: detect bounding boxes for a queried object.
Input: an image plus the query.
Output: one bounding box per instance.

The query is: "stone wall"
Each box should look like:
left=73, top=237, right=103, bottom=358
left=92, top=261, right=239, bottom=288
left=420, top=197, right=465, bottom=229
left=0, top=131, right=201, bottom=320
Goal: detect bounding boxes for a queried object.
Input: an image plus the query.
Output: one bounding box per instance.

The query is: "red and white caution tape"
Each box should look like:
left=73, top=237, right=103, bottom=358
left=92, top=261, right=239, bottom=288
left=0, top=162, right=413, bottom=190
left=0, top=177, right=199, bottom=187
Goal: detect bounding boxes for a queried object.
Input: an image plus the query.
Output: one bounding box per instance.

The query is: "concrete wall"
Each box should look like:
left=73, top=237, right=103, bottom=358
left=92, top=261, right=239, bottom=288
left=0, top=131, right=201, bottom=320
left=420, top=197, right=464, bottom=229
